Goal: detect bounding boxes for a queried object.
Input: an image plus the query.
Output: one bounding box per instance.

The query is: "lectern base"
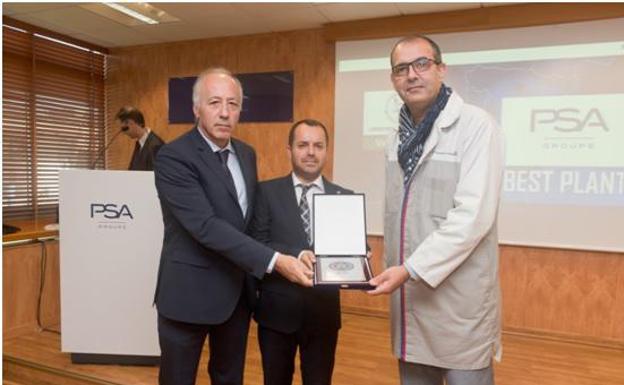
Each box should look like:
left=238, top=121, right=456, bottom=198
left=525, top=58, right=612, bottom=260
left=70, top=353, right=160, bottom=366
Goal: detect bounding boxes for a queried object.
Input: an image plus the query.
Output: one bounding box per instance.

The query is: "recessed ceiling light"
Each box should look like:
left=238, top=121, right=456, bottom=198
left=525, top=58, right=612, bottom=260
left=81, top=3, right=180, bottom=27
left=104, top=3, right=159, bottom=25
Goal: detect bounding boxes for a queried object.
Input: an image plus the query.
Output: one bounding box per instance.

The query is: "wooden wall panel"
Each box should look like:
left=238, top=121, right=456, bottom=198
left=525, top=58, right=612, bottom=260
left=3, top=240, right=60, bottom=338
left=106, top=29, right=334, bottom=181
left=41, top=241, right=60, bottom=329
left=499, top=245, right=624, bottom=343
left=3, top=240, right=623, bottom=342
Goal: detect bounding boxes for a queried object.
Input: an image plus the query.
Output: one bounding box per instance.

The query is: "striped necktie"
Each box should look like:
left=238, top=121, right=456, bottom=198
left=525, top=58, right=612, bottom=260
left=299, top=184, right=312, bottom=246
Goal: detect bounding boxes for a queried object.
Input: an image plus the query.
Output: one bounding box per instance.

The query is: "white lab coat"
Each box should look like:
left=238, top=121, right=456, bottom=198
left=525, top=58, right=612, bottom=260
left=384, top=92, right=505, bottom=369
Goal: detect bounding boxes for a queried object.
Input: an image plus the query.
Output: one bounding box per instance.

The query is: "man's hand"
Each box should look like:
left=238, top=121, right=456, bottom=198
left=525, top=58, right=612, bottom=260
left=275, top=253, right=314, bottom=287
left=298, top=250, right=316, bottom=270
left=367, top=265, right=410, bottom=295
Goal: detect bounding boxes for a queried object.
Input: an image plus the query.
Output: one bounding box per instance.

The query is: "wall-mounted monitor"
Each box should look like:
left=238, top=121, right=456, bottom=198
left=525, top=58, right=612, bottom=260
left=168, top=71, right=294, bottom=124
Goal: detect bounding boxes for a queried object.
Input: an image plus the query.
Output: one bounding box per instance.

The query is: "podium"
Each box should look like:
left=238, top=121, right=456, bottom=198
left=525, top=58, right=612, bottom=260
left=59, top=170, right=163, bottom=365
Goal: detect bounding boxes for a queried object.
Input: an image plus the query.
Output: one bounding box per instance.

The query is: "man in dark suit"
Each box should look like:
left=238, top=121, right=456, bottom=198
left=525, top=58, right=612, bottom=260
left=153, top=68, right=313, bottom=385
left=249, top=119, right=353, bottom=385
left=116, top=106, right=165, bottom=171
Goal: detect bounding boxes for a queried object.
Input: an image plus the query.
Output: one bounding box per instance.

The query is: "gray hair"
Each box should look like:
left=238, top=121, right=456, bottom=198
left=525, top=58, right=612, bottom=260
left=192, top=67, right=243, bottom=107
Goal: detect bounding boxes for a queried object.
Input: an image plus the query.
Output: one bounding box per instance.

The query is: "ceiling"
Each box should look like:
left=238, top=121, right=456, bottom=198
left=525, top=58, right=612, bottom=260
left=2, top=2, right=497, bottom=49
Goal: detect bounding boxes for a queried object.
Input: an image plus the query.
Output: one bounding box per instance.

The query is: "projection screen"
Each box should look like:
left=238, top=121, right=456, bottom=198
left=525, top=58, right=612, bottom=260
left=333, top=18, right=624, bottom=252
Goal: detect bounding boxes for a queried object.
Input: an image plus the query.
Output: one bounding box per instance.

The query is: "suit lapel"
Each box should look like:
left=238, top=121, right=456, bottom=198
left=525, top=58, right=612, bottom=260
left=322, top=177, right=340, bottom=194
left=129, top=142, right=140, bottom=169
left=133, top=132, right=156, bottom=169
left=192, top=129, right=240, bottom=207
left=142, top=132, right=153, bottom=155
left=137, top=133, right=151, bottom=166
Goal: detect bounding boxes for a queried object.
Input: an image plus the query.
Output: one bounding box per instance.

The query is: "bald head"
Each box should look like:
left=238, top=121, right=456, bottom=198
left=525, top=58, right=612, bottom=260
left=192, top=67, right=243, bottom=107
left=390, top=35, right=442, bottom=66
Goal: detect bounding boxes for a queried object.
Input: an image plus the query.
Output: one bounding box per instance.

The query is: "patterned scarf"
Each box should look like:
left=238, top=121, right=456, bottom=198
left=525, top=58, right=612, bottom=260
left=397, top=83, right=452, bottom=186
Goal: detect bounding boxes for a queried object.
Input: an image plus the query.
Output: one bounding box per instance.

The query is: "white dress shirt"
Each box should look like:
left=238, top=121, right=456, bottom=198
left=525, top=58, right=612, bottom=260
left=137, top=129, right=151, bottom=149
left=196, top=128, right=248, bottom=216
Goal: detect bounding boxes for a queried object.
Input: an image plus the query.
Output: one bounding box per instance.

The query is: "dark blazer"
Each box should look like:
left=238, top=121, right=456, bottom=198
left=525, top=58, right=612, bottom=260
left=249, top=174, right=352, bottom=334
left=129, top=131, right=165, bottom=171
left=153, top=127, right=274, bottom=325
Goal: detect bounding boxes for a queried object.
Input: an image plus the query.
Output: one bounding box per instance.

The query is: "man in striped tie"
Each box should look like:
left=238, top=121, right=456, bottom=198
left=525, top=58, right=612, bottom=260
left=249, top=119, right=354, bottom=385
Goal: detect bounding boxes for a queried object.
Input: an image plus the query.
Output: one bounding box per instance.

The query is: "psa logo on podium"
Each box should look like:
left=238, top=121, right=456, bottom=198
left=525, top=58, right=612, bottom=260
left=90, top=203, right=133, bottom=230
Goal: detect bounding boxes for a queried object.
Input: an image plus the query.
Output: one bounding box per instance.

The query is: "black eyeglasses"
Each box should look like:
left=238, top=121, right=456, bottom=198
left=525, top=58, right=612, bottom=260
left=391, top=57, right=440, bottom=77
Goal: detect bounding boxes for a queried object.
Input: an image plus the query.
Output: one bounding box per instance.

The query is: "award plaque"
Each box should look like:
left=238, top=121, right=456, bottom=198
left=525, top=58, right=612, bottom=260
left=312, top=193, right=373, bottom=290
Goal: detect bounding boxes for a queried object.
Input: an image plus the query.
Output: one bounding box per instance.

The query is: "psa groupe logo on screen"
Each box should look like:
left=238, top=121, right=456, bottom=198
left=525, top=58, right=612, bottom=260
left=502, top=93, right=622, bottom=167
left=531, top=107, right=608, bottom=150
left=90, top=203, right=134, bottom=230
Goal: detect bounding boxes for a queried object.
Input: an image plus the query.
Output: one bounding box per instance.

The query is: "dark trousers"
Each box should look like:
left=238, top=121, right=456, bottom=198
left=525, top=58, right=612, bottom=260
left=158, top=296, right=251, bottom=385
left=258, top=325, right=339, bottom=385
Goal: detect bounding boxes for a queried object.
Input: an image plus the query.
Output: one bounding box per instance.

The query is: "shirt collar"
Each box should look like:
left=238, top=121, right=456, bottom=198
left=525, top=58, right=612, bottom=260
left=291, top=172, right=324, bottom=191
left=138, top=129, right=151, bottom=148
left=196, top=126, right=235, bottom=154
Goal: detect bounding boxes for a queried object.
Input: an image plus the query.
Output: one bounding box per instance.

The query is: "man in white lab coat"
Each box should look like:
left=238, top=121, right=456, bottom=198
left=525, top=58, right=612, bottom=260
left=368, top=35, right=505, bottom=385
